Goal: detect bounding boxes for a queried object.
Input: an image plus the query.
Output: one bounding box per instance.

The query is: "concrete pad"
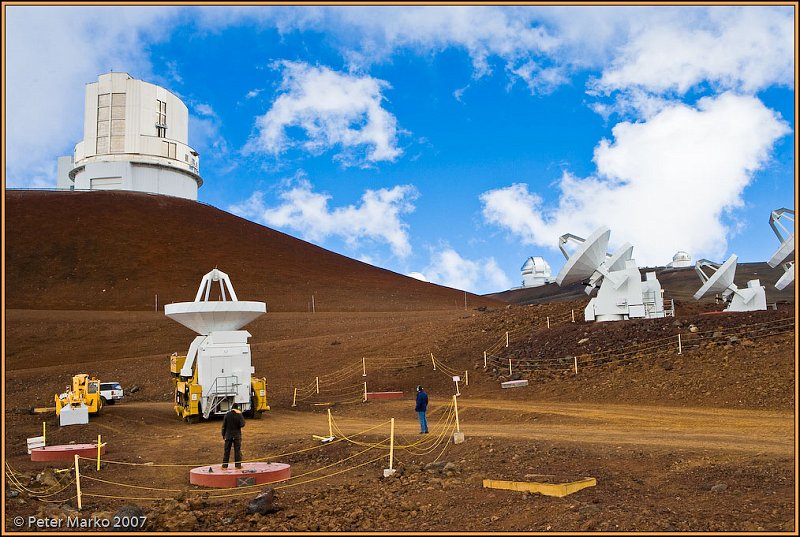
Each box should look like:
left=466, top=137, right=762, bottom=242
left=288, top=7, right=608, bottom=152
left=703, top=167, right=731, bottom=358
left=501, top=380, right=528, bottom=389
left=190, top=462, right=291, bottom=488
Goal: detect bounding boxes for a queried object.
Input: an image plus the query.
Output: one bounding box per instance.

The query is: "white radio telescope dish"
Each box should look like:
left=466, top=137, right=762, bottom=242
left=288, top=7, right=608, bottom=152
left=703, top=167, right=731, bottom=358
left=693, top=255, right=738, bottom=300
left=775, top=263, right=794, bottom=290
left=767, top=208, right=794, bottom=268
left=165, top=268, right=266, bottom=334
left=555, top=227, right=611, bottom=286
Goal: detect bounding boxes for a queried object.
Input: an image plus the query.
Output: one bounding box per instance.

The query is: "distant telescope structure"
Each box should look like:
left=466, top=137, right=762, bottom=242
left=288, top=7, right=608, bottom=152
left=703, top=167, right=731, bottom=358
left=667, top=251, right=692, bottom=268
left=408, top=272, right=429, bottom=282
left=520, top=256, right=554, bottom=288
left=57, top=72, right=203, bottom=200
left=555, top=226, right=671, bottom=322
left=693, top=255, right=766, bottom=312
left=767, top=208, right=794, bottom=290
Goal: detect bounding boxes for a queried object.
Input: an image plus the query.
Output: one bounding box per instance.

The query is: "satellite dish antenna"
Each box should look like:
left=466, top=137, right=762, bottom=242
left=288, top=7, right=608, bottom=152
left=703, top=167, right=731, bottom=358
left=767, top=208, right=794, bottom=290
left=767, top=208, right=794, bottom=268
left=556, top=226, right=669, bottom=321
left=694, top=255, right=767, bottom=311
left=555, top=227, right=611, bottom=286
left=165, top=268, right=266, bottom=334
left=693, top=255, right=738, bottom=300
left=775, top=263, right=794, bottom=290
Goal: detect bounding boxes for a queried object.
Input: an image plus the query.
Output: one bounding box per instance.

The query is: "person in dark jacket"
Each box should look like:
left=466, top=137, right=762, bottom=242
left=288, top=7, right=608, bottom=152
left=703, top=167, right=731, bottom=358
left=221, top=403, right=246, bottom=469
left=415, top=385, right=429, bottom=434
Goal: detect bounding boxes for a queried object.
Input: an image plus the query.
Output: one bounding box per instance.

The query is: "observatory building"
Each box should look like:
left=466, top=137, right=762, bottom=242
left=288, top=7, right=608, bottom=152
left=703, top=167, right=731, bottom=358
left=667, top=251, right=692, bottom=268
left=520, top=256, right=553, bottom=287
left=57, top=72, right=202, bottom=200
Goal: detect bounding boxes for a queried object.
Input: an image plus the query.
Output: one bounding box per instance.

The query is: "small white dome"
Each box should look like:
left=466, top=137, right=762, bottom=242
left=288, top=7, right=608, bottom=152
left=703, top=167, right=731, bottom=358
left=408, top=272, right=429, bottom=282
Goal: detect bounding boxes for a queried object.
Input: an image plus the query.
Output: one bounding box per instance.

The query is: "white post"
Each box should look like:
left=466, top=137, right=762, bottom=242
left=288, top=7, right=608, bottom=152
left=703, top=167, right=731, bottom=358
left=327, top=408, right=333, bottom=439
left=292, top=388, right=297, bottom=407
left=571, top=309, right=575, bottom=323
left=508, top=359, right=512, bottom=376
left=505, top=332, right=509, bottom=347
left=483, top=351, right=487, bottom=368
left=454, top=377, right=461, bottom=396
left=315, top=377, right=319, bottom=394
left=452, top=395, right=464, bottom=444
left=431, top=353, right=436, bottom=371
left=362, top=357, right=367, bottom=376
left=574, top=356, right=578, bottom=375
left=465, top=370, right=469, bottom=386
left=363, top=382, right=368, bottom=402
left=547, top=316, right=550, bottom=329
left=74, top=454, right=82, bottom=510
left=384, top=418, right=396, bottom=477
left=677, top=334, right=682, bottom=355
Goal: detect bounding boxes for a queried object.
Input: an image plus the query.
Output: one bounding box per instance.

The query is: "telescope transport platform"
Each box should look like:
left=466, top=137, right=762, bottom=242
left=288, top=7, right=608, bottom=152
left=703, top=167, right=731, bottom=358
left=190, top=462, right=291, bottom=488
left=31, top=444, right=106, bottom=462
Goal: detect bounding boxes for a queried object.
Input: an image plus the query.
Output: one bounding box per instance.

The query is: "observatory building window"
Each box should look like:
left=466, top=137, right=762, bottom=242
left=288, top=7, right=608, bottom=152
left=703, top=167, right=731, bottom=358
left=96, top=93, right=110, bottom=154
left=163, top=141, right=177, bottom=159
left=110, top=93, right=126, bottom=153
left=156, top=99, right=167, bottom=137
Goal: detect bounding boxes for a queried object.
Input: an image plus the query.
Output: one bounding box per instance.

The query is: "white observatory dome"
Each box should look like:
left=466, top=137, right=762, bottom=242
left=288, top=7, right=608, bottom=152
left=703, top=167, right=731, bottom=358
left=408, top=272, right=429, bottom=282
left=669, top=251, right=692, bottom=268
left=520, top=256, right=553, bottom=287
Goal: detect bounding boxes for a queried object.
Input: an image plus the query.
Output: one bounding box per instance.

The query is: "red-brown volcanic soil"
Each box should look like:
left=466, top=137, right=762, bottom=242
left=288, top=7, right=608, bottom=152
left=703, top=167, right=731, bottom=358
left=3, top=191, right=797, bottom=533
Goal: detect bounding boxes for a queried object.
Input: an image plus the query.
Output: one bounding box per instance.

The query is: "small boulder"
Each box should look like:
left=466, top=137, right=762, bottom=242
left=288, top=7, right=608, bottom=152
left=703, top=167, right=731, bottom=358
left=246, top=488, right=277, bottom=515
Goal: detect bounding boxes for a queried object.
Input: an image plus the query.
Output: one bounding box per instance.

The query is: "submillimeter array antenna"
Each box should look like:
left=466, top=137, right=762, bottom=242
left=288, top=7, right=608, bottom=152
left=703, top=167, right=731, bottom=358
left=555, top=226, right=668, bottom=322
left=693, top=255, right=766, bottom=312
left=767, top=208, right=794, bottom=290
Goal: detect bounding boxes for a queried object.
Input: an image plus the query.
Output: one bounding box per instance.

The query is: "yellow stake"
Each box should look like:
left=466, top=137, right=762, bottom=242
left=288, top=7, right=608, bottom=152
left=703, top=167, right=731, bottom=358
left=388, top=417, right=395, bottom=470
left=430, top=352, right=436, bottom=370
left=363, top=382, right=368, bottom=402
left=97, top=435, right=101, bottom=471
left=362, top=357, right=367, bottom=377
left=327, top=408, right=333, bottom=438
left=42, top=422, right=46, bottom=445
left=483, top=351, right=487, bottom=368
left=465, top=370, right=469, bottom=386
left=292, top=387, right=297, bottom=407
left=74, top=454, right=82, bottom=510
left=316, top=376, right=319, bottom=394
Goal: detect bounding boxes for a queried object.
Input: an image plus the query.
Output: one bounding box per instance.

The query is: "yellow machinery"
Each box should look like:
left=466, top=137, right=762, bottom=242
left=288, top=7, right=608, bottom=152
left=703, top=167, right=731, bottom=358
left=170, top=353, right=269, bottom=423
left=54, top=374, right=103, bottom=426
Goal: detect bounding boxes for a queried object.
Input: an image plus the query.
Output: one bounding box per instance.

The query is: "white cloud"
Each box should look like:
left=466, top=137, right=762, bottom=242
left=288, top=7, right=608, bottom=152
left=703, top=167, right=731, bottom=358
left=481, top=93, right=791, bottom=265
left=229, top=178, right=418, bottom=258
left=424, top=248, right=511, bottom=294
left=592, top=6, right=794, bottom=97
left=246, top=61, right=402, bottom=166
left=5, top=6, right=178, bottom=188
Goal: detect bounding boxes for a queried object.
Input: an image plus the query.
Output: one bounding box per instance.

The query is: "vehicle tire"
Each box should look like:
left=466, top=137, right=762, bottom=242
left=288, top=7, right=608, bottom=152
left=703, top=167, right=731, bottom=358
left=108, top=399, right=116, bottom=406
left=101, top=396, right=108, bottom=406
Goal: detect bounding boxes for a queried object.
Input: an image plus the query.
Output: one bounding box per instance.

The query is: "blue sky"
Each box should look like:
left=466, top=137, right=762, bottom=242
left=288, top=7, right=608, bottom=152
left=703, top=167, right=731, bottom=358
left=5, top=5, right=796, bottom=295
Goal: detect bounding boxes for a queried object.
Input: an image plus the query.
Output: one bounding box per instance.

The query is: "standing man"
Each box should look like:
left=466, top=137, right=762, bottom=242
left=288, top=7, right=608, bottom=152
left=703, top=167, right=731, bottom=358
left=415, top=385, right=429, bottom=434
left=221, top=403, right=245, bottom=469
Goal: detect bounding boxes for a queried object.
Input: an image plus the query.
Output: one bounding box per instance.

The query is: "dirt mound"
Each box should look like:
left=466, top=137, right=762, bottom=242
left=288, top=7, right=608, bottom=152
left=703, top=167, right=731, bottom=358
left=5, top=190, right=504, bottom=312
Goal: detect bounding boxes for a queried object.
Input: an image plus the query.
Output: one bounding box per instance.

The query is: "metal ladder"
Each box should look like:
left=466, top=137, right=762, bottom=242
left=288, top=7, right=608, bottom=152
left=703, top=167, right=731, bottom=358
left=202, top=375, right=240, bottom=419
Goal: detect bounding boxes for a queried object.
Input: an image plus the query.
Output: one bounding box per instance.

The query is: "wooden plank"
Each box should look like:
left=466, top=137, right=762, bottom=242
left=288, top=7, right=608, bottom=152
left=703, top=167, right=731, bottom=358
left=482, top=477, right=596, bottom=497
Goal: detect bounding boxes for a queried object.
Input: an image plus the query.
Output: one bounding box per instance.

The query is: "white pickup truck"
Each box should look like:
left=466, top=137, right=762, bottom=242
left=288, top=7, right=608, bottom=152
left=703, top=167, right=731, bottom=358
left=100, top=382, right=124, bottom=405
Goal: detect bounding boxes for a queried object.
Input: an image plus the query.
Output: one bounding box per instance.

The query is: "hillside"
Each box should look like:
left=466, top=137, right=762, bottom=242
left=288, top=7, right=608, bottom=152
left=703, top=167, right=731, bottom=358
left=5, top=191, right=504, bottom=312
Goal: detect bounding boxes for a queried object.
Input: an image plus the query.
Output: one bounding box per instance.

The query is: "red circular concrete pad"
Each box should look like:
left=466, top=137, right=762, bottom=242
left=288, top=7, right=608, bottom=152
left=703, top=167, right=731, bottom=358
left=190, top=462, right=291, bottom=488
left=31, top=444, right=107, bottom=462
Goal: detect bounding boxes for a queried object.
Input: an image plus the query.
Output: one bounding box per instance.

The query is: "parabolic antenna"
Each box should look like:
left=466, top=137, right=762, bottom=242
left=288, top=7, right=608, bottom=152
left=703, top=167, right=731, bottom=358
left=555, top=227, right=611, bottom=286
left=767, top=208, right=794, bottom=268
left=693, top=254, right=738, bottom=300
left=775, top=262, right=794, bottom=291
left=165, top=268, right=266, bottom=335
left=605, top=243, right=634, bottom=272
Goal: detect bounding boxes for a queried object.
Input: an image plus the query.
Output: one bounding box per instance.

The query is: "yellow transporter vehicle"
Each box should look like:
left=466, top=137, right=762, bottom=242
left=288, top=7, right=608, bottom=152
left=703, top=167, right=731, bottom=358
left=165, top=269, right=270, bottom=423
left=55, top=374, right=103, bottom=426
left=170, top=353, right=269, bottom=423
